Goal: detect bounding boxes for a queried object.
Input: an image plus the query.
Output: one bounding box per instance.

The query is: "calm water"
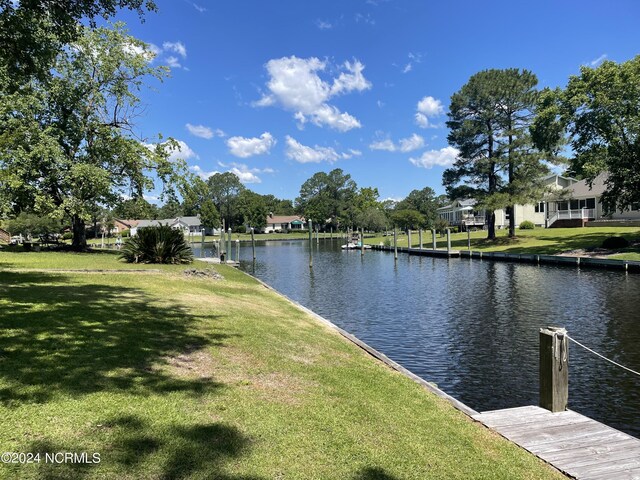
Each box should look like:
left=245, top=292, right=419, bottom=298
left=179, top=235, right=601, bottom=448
left=195, top=239, right=640, bottom=437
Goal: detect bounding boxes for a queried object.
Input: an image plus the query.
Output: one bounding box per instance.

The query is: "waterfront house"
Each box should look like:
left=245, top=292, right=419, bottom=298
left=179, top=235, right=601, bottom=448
left=113, top=219, right=138, bottom=234
left=131, top=216, right=218, bottom=236
left=437, top=174, right=579, bottom=230
left=261, top=214, right=306, bottom=233
left=546, top=173, right=640, bottom=227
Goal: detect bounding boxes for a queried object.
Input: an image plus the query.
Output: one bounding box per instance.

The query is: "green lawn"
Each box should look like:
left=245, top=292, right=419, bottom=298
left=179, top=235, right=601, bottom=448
left=365, top=226, right=640, bottom=257
left=0, top=251, right=563, bottom=479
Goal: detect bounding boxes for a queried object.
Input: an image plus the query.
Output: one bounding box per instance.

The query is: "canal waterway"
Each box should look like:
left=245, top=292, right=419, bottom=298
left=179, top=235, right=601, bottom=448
left=194, top=239, right=640, bottom=438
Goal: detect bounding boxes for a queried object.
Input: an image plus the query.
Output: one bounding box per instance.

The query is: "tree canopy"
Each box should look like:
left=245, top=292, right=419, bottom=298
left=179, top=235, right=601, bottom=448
left=536, top=56, right=640, bottom=213
left=296, top=169, right=357, bottom=229
left=0, top=0, right=156, bottom=83
left=0, top=23, right=181, bottom=249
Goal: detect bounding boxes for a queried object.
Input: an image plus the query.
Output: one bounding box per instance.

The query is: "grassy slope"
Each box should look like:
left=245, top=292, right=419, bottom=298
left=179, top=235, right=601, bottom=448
left=0, top=251, right=563, bottom=479
left=365, top=226, right=640, bottom=258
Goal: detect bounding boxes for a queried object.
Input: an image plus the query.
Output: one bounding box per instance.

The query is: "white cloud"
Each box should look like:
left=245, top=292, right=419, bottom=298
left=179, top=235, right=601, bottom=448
left=285, top=136, right=359, bottom=164
left=402, top=63, right=412, bottom=74
left=415, top=96, right=444, bottom=128
left=370, top=139, right=397, bottom=152
left=316, top=19, right=332, bottom=30
left=190, top=2, right=206, bottom=12
left=123, top=41, right=158, bottom=62
left=369, top=133, right=424, bottom=153
left=590, top=54, right=607, bottom=66
left=226, top=132, right=276, bottom=158
left=217, top=162, right=273, bottom=184
left=190, top=165, right=219, bottom=180
left=165, top=56, right=181, bottom=68
left=254, top=56, right=371, bottom=131
left=354, top=13, right=376, bottom=25
left=143, top=140, right=197, bottom=163
left=417, top=96, right=444, bottom=116
left=163, top=41, right=187, bottom=59
left=409, top=146, right=459, bottom=169
left=185, top=124, right=225, bottom=140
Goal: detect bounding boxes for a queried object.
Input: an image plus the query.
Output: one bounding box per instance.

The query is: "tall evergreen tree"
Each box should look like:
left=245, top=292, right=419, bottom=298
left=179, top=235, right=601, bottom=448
left=444, top=69, right=549, bottom=239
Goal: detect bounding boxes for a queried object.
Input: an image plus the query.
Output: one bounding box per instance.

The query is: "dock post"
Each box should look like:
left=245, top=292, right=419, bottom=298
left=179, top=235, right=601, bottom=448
left=432, top=229, right=436, bottom=250
left=308, top=219, right=313, bottom=268
left=201, top=230, right=205, bottom=258
left=393, top=227, right=398, bottom=260
left=419, top=229, right=423, bottom=250
left=331, top=227, right=333, bottom=239
left=235, top=239, right=240, bottom=262
left=251, top=227, right=256, bottom=261
left=467, top=228, right=471, bottom=251
left=227, top=228, right=232, bottom=262
left=446, top=229, right=451, bottom=253
left=360, top=228, right=364, bottom=256
left=407, top=230, right=412, bottom=250
left=220, top=220, right=225, bottom=261
left=539, top=327, right=569, bottom=413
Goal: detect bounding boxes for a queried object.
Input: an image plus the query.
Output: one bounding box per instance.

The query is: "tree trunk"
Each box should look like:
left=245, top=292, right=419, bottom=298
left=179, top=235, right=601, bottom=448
left=71, top=215, right=87, bottom=251
left=508, top=125, right=516, bottom=238
left=487, top=211, right=496, bottom=240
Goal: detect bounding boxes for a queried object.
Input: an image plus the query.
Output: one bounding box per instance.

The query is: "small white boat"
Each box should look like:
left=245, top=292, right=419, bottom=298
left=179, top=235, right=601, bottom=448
left=341, top=241, right=372, bottom=250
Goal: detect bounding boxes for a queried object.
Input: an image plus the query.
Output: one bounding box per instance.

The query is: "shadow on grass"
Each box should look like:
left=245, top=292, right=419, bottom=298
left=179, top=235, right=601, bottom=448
left=353, top=467, right=399, bottom=480
left=0, top=271, right=228, bottom=406
left=24, top=415, right=263, bottom=480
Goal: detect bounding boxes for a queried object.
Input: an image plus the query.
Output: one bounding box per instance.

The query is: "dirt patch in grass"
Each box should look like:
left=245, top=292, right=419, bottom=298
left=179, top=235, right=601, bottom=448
left=165, top=345, right=216, bottom=380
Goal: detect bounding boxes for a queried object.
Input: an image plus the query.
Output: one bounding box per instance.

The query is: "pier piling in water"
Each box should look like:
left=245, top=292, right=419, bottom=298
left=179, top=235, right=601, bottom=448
left=393, top=228, right=398, bottom=260
left=227, top=228, right=232, bottom=263
left=419, top=229, right=423, bottom=250
left=446, top=229, right=451, bottom=253
left=251, top=227, right=256, bottom=261
left=407, top=230, right=412, bottom=249
left=308, top=219, right=313, bottom=268
left=432, top=229, right=436, bottom=250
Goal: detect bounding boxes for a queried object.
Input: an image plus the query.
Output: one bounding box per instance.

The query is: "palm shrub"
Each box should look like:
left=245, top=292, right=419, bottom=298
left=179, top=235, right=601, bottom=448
left=120, top=225, right=194, bottom=264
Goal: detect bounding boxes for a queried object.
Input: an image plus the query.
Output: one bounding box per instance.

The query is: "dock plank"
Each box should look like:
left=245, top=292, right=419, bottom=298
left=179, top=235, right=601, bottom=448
left=474, top=406, right=640, bottom=479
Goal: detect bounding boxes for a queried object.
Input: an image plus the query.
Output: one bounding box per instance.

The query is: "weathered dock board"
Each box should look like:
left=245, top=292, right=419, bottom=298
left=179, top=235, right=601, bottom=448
left=473, top=406, right=640, bottom=479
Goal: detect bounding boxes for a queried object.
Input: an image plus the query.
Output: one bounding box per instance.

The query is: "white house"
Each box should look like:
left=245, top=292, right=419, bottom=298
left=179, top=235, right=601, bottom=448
left=546, top=173, right=640, bottom=227
left=130, top=216, right=219, bottom=236
left=437, top=175, right=579, bottom=230
left=260, top=214, right=306, bottom=233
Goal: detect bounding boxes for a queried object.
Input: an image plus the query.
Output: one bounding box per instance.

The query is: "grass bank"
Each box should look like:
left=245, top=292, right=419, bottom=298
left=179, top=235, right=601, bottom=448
left=0, top=251, right=563, bottom=479
left=364, top=226, right=640, bottom=260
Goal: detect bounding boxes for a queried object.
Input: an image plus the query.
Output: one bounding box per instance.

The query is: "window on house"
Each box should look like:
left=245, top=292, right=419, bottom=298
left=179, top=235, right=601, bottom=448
left=535, top=202, right=545, bottom=213
left=570, top=199, right=579, bottom=209
left=558, top=201, right=568, bottom=211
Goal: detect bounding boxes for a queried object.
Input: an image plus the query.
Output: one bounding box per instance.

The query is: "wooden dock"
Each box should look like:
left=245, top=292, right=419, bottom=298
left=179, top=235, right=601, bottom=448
left=473, top=406, right=640, bottom=479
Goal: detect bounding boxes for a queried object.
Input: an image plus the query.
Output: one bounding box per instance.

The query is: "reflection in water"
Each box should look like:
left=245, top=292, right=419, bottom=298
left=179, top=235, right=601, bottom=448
left=199, top=240, right=640, bottom=438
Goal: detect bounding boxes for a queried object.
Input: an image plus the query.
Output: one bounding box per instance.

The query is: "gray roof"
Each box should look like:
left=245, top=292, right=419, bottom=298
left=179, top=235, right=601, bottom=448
left=568, top=173, right=608, bottom=198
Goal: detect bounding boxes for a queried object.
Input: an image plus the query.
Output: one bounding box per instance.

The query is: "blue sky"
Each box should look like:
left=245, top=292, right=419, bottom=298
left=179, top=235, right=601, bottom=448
left=113, top=0, right=640, bottom=203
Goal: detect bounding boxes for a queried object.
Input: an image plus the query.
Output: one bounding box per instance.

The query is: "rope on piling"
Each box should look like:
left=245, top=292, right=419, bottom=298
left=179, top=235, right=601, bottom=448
left=566, top=334, right=640, bottom=377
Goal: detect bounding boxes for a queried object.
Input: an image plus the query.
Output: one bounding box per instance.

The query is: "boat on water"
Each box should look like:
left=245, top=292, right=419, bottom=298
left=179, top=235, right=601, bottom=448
left=341, top=240, right=372, bottom=250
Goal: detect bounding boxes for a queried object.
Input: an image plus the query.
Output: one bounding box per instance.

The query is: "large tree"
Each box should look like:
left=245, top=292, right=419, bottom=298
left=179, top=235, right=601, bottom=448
left=536, top=56, right=640, bottom=213
left=295, top=168, right=357, bottom=230
left=237, top=190, right=267, bottom=230
left=0, top=0, right=156, bottom=83
left=396, top=187, right=440, bottom=229
left=444, top=69, right=549, bottom=239
left=207, top=172, right=245, bottom=229
left=0, top=24, right=180, bottom=249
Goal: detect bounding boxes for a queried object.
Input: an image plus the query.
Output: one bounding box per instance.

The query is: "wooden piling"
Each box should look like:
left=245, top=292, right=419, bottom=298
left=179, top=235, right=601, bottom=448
left=360, top=228, right=364, bottom=256
left=201, top=230, right=205, bottom=257
left=220, top=220, right=226, bottom=261
left=235, top=239, right=240, bottom=262
left=446, top=228, right=451, bottom=253
left=251, top=227, right=256, bottom=260
left=432, top=229, right=436, bottom=250
left=419, top=229, right=423, bottom=250
left=467, top=229, right=471, bottom=251
left=539, top=327, right=569, bottom=413
left=393, top=227, right=398, bottom=260
left=308, top=219, right=313, bottom=268
left=407, top=230, right=412, bottom=249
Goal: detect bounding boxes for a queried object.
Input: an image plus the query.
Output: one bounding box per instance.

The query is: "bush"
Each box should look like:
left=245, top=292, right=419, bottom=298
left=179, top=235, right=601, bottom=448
left=383, top=238, right=391, bottom=247
left=601, top=236, right=630, bottom=249
left=62, top=232, right=73, bottom=240
left=519, top=220, right=535, bottom=230
left=119, top=225, right=194, bottom=264
left=120, top=229, right=130, bottom=238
